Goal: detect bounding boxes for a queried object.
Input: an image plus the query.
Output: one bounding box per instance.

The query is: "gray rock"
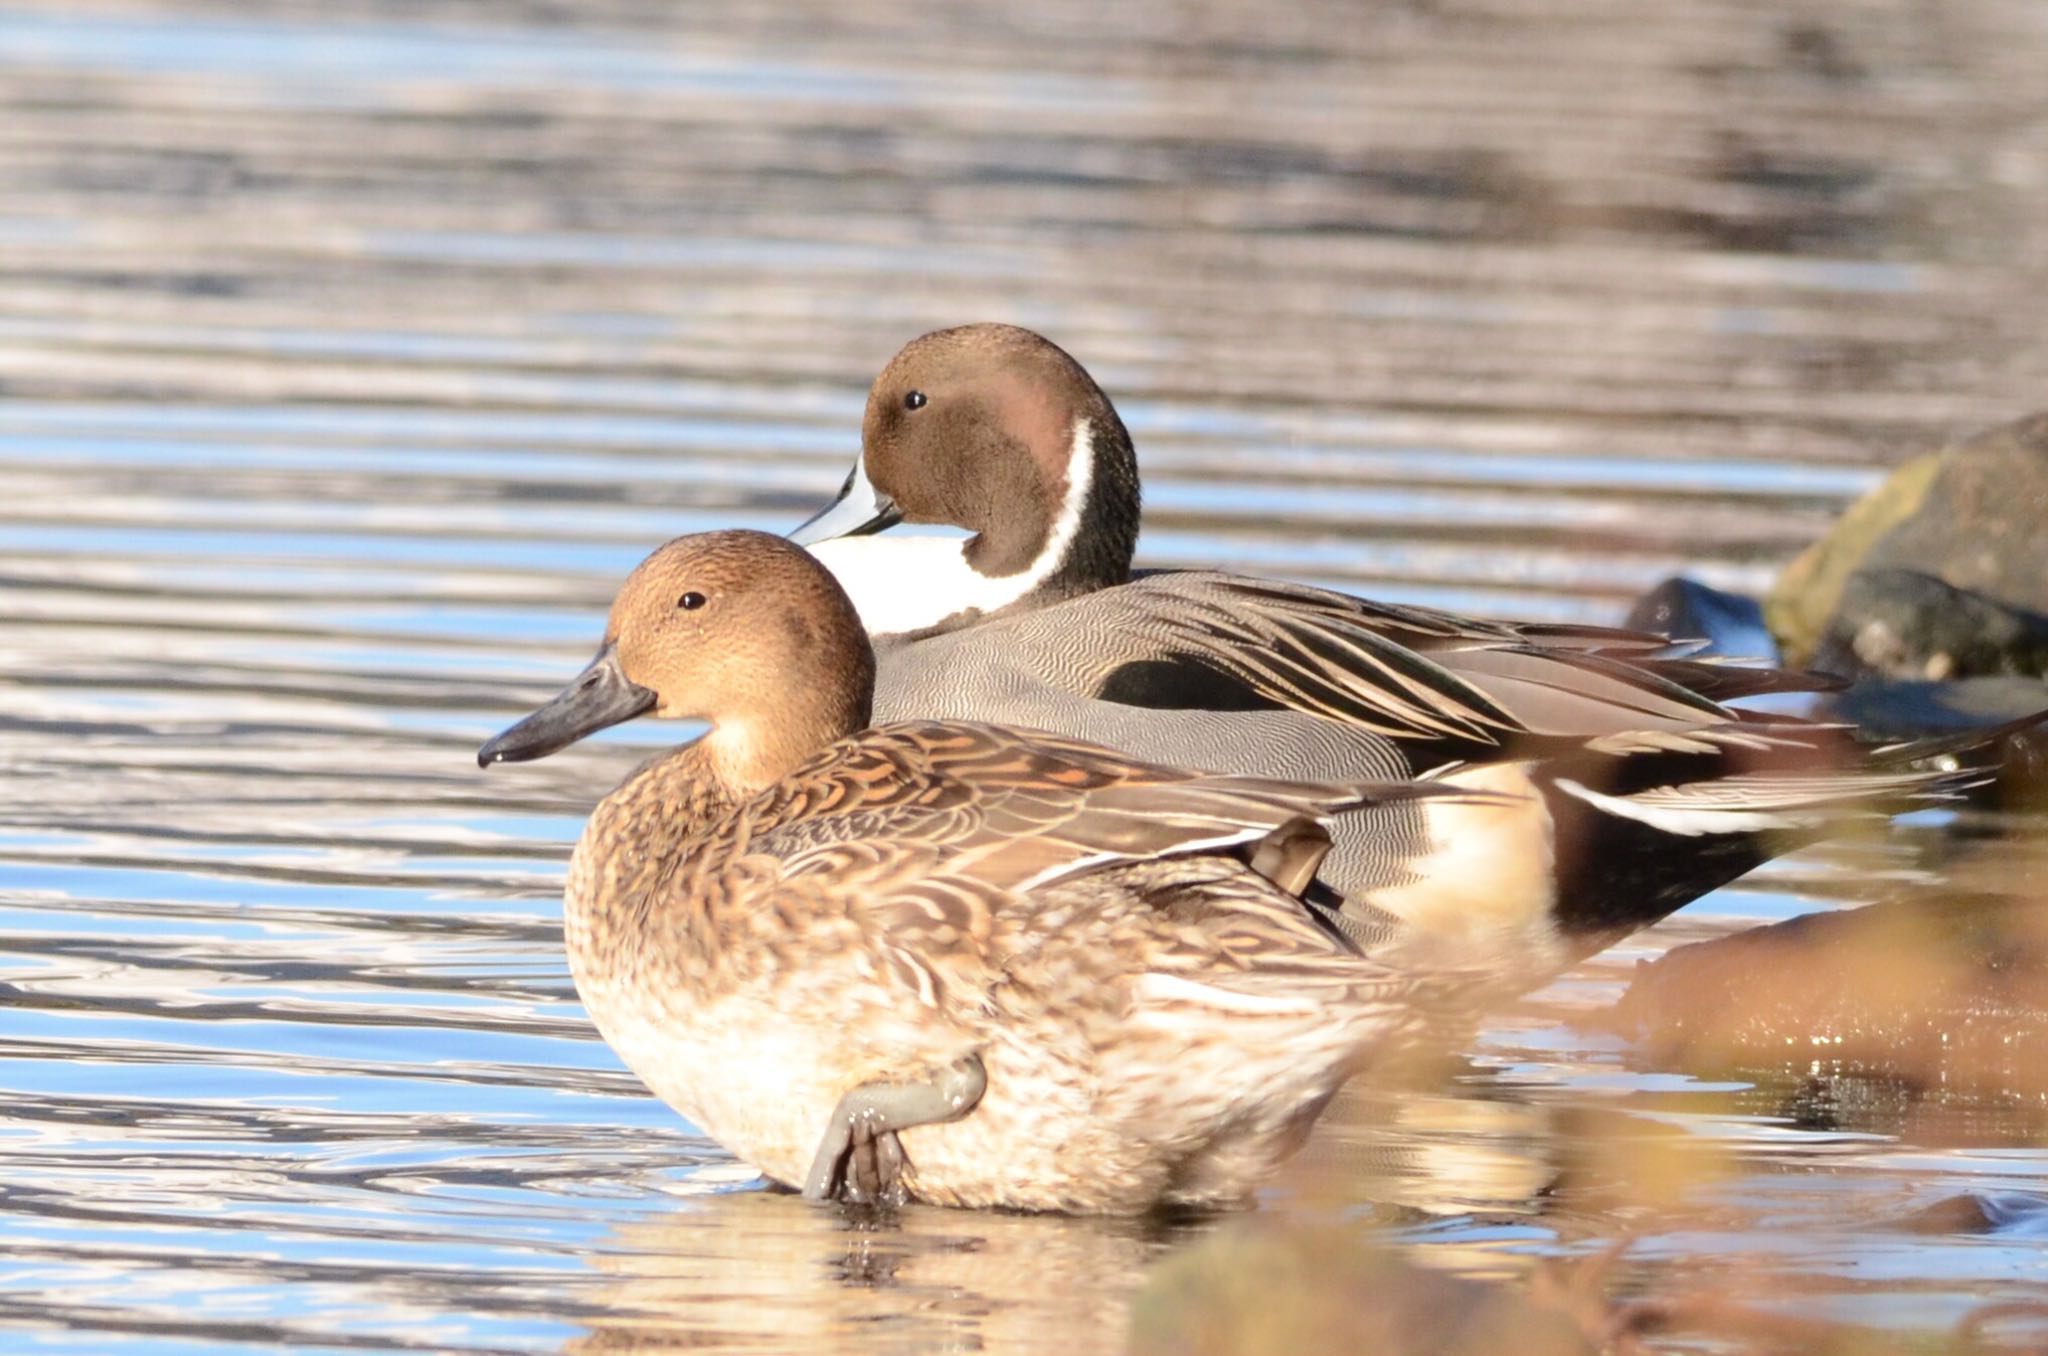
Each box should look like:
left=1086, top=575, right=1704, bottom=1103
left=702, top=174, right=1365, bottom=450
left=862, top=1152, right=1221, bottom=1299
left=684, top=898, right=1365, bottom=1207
left=1623, top=575, right=1779, bottom=662
left=1815, top=567, right=2048, bottom=680
left=1767, top=411, right=2048, bottom=672
left=1861, top=412, right=2048, bottom=615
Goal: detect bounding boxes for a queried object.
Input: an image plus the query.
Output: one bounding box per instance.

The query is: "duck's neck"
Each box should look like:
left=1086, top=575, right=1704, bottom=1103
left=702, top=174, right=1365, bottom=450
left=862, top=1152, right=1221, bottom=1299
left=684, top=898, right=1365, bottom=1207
left=580, top=686, right=869, bottom=863
left=807, top=414, right=1140, bottom=638
left=698, top=707, right=860, bottom=799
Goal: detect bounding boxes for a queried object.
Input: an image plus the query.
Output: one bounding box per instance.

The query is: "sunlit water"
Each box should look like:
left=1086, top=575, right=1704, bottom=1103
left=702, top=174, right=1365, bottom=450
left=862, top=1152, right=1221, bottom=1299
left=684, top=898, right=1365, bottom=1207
left=4, top=0, right=2048, bottom=1350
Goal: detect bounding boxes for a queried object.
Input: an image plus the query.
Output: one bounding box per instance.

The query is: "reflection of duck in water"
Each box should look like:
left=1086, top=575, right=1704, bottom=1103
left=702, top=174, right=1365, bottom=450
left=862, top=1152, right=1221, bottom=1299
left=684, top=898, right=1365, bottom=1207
left=480, top=529, right=1476, bottom=1212
left=563, top=1190, right=1172, bottom=1353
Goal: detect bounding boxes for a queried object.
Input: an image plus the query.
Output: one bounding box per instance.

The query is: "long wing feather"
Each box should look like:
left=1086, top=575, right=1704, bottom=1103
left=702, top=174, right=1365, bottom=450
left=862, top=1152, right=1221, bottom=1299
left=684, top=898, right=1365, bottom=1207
left=1088, top=573, right=1788, bottom=745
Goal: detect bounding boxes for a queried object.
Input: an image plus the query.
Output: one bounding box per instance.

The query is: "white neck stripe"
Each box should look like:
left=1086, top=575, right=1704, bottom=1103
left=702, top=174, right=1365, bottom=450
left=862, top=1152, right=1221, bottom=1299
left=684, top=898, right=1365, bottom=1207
left=806, top=418, right=1094, bottom=637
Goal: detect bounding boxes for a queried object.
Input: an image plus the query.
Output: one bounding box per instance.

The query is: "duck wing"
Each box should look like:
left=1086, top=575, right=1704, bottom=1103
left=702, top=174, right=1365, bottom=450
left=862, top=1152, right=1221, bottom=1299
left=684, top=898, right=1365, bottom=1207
left=746, top=724, right=1476, bottom=1020
left=983, top=572, right=1828, bottom=752
left=749, top=721, right=1467, bottom=897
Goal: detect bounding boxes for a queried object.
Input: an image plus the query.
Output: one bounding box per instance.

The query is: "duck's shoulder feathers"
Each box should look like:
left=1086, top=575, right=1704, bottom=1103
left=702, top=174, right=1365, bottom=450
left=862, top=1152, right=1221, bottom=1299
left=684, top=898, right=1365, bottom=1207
left=742, top=720, right=1438, bottom=897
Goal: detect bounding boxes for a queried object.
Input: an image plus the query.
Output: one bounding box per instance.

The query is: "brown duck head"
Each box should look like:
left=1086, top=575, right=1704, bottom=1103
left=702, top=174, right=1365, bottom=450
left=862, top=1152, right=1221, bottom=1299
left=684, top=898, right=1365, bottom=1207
left=791, top=325, right=1142, bottom=631
left=479, top=530, right=875, bottom=793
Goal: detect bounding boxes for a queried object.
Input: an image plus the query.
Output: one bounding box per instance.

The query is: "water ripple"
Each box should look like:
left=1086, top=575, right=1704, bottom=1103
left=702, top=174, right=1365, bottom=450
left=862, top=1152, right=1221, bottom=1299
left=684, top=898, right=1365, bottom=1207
left=4, top=0, right=2048, bottom=1349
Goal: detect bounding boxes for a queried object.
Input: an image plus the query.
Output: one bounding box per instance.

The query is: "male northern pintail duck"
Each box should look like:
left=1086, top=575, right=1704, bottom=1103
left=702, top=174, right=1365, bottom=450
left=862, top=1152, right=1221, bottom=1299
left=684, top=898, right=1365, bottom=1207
left=478, top=529, right=1480, bottom=1213
left=790, top=324, right=2014, bottom=980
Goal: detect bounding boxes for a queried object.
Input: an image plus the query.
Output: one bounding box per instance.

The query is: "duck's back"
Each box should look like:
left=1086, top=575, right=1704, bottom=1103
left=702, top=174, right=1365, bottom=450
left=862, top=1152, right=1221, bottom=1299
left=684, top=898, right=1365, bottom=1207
left=870, top=570, right=1762, bottom=764
left=863, top=573, right=1939, bottom=980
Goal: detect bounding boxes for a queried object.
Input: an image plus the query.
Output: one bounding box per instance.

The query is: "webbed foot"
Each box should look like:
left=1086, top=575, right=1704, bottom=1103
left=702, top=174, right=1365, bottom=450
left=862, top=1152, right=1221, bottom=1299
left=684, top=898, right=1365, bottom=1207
left=802, top=1053, right=987, bottom=1205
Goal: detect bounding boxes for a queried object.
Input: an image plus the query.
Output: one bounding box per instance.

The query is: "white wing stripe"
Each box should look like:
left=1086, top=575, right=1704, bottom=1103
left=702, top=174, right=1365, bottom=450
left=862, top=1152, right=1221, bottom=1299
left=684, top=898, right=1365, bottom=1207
left=1553, top=777, right=1805, bottom=836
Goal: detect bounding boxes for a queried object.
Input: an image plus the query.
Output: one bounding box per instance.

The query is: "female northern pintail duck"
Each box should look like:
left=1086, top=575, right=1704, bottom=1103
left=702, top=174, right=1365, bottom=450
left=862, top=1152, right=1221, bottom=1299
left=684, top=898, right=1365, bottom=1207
left=478, top=529, right=1475, bottom=1213
left=790, top=324, right=2007, bottom=980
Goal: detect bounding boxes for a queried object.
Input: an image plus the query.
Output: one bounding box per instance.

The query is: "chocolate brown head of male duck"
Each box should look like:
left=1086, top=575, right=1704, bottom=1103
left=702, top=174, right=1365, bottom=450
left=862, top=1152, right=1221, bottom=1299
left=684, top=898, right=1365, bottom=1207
left=478, top=529, right=874, bottom=796
left=791, top=324, right=1142, bottom=637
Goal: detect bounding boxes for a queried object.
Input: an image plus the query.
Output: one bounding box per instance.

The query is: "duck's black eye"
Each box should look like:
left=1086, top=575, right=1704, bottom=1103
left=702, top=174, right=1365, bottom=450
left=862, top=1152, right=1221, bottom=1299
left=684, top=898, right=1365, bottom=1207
left=678, top=591, right=707, bottom=611
left=904, top=390, right=927, bottom=411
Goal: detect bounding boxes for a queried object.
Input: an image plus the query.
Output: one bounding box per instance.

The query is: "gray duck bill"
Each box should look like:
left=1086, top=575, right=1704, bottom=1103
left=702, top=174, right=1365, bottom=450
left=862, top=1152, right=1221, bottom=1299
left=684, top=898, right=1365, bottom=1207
left=478, top=643, right=656, bottom=767
left=786, top=459, right=904, bottom=545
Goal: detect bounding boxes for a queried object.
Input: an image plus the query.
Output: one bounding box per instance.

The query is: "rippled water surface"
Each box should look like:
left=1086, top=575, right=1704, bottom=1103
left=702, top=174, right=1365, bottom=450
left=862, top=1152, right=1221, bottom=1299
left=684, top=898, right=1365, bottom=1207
left=5, top=0, right=2048, bottom=1350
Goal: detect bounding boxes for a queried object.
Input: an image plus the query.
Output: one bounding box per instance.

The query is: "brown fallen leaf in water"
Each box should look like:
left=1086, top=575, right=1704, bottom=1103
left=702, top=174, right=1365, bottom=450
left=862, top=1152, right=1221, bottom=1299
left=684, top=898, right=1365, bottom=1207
left=1604, top=891, right=2048, bottom=1101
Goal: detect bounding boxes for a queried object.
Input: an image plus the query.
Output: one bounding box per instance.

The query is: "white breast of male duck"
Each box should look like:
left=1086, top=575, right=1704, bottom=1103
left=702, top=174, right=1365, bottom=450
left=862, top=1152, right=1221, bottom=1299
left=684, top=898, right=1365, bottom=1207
left=796, top=323, right=1144, bottom=639
left=805, top=415, right=1105, bottom=637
